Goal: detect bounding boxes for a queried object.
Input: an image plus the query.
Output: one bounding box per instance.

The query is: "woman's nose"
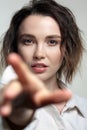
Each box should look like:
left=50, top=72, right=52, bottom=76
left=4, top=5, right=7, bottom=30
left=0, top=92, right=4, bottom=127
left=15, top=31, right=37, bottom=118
left=33, top=44, right=45, bottom=60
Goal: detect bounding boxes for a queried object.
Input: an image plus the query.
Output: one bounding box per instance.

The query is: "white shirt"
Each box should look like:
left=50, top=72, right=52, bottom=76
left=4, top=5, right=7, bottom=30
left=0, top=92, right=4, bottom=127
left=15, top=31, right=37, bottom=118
left=0, top=66, right=87, bottom=130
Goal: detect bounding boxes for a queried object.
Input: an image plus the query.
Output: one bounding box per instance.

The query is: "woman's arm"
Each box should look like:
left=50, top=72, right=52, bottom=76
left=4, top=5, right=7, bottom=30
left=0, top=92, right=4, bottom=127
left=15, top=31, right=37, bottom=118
left=0, top=53, right=72, bottom=128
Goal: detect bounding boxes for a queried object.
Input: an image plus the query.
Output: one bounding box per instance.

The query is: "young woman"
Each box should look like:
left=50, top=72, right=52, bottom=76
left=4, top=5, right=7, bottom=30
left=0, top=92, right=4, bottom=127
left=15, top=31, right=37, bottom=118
left=0, top=0, right=87, bottom=129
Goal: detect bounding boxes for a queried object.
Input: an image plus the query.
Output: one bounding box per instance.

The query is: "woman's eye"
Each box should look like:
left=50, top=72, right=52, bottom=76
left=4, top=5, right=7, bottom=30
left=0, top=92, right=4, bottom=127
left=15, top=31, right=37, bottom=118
left=21, top=39, right=34, bottom=45
left=48, top=40, right=59, bottom=46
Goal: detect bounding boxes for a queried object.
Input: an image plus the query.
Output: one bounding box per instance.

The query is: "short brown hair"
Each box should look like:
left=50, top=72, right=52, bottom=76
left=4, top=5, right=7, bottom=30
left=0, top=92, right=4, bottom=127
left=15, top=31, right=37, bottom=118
left=1, top=0, right=84, bottom=83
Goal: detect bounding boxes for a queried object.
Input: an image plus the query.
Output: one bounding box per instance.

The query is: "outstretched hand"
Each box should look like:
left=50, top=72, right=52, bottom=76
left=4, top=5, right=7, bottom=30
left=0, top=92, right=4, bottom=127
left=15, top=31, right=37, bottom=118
left=0, top=53, right=72, bottom=116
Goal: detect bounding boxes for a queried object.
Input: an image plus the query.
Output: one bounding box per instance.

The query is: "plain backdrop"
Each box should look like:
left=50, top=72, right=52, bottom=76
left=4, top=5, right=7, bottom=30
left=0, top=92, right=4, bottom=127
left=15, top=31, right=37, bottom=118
left=0, top=0, right=87, bottom=97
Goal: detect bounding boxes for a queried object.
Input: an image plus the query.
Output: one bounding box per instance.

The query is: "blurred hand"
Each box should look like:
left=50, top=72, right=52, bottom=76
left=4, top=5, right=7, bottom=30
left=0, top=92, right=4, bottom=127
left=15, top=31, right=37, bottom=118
left=0, top=53, right=72, bottom=116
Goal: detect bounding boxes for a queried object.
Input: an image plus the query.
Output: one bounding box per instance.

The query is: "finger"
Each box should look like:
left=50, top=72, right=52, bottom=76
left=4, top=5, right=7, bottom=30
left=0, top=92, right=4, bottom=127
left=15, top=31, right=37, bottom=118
left=7, top=53, right=45, bottom=92
left=4, top=80, right=23, bottom=99
left=31, top=88, right=72, bottom=107
left=0, top=80, right=22, bottom=116
left=0, top=80, right=23, bottom=108
left=0, top=102, right=12, bottom=116
left=44, top=88, right=72, bottom=104
left=7, top=53, right=33, bottom=83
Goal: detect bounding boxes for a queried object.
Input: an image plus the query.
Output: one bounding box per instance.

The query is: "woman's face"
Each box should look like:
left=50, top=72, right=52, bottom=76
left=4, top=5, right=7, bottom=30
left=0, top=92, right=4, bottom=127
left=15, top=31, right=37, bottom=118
left=18, top=15, right=64, bottom=82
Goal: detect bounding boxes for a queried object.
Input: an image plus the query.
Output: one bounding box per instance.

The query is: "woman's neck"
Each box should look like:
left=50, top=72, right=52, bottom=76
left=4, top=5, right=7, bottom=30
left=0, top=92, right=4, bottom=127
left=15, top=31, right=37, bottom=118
left=42, top=77, right=60, bottom=91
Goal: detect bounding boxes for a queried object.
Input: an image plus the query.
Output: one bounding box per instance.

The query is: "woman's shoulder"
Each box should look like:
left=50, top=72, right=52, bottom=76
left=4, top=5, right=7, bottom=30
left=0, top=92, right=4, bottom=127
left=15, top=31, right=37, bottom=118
left=72, top=95, right=87, bottom=117
left=75, top=95, right=87, bottom=105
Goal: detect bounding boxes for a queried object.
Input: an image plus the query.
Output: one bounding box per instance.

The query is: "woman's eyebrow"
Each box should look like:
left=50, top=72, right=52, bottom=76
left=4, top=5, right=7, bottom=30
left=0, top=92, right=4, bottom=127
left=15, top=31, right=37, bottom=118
left=18, top=34, right=35, bottom=39
left=18, top=34, right=61, bottom=41
left=46, top=35, right=61, bottom=39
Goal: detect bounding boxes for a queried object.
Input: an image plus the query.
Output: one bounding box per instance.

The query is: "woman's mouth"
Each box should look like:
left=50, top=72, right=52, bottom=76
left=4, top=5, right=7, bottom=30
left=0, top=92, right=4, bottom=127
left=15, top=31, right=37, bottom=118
left=31, top=63, right=48, bottom=73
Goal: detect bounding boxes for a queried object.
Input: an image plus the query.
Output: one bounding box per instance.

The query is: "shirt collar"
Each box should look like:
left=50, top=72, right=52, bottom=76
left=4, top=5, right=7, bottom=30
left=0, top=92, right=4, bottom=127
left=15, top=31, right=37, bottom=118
left=65, top=94, right=87, bottom=118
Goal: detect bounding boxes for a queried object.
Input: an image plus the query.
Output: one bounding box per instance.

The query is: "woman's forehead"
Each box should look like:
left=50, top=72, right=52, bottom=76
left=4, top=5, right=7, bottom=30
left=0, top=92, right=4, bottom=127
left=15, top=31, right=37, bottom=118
left=19, top=14, right=61, bottom=37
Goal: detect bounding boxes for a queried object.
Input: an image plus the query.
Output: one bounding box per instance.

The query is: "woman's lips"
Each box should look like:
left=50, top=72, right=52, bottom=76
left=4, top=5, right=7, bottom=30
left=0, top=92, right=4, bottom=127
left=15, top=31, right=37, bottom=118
left=31, top=63, right=48, bottom=73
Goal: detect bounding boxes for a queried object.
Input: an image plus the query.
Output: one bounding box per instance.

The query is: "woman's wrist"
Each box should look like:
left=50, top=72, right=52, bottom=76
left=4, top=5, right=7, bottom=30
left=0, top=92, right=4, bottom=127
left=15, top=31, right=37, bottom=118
left=6, top=108, right=35, bottom=129
left=4, top=118, right=26, bottom=130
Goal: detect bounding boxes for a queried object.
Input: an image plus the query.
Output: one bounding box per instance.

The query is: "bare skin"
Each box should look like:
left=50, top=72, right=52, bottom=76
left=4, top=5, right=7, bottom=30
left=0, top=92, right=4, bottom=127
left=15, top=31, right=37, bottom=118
left=0, top=53, right=72, bottom=127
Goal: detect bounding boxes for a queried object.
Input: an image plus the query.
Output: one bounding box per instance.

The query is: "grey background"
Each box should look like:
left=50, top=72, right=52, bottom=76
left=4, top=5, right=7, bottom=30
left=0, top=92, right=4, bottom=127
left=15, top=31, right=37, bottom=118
left=0, top=0, right=87, bottom=97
